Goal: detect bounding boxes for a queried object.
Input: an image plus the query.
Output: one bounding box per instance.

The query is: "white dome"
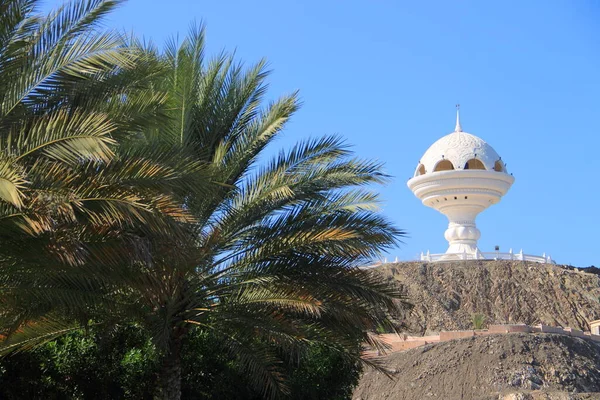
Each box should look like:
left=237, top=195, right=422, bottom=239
left=414, top=129, right=507, bottom=177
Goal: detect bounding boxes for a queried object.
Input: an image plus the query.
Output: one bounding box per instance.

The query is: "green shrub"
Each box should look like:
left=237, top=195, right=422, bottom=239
left=0, top=325, right=157, bottom=399
left=472, top=313, right=486, bottom=330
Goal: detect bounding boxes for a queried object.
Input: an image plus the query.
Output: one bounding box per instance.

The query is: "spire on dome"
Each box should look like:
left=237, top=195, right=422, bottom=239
left=455, top=104, right=462, bottom=132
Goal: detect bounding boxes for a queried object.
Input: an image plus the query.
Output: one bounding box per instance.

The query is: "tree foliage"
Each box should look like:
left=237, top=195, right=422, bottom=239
left=0, top=326, right=362, bottom=399
left=0, top=325, right=157, bottom=399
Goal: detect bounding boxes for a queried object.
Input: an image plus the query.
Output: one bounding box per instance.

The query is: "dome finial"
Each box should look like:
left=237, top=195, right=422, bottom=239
left=455, top=104, right=462, bottom=132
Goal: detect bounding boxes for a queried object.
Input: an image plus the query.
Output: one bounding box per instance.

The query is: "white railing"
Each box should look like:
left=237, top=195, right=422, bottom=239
left=362, top=249, right=555, bottom=268
left=419, top=249, right=554, bottom=264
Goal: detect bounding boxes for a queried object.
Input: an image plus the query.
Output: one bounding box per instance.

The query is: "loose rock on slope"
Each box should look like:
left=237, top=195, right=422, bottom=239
left=353, top=333, right=600, bottom=400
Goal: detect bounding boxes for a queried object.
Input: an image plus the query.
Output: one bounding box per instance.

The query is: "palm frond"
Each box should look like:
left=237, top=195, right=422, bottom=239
left=1, top=1, right=133, bottom=118
left=0, top=158, right=26, bottom=207
left=11, top=109, right=116, bottom=163
left=0, top=317, right=80, bottom=354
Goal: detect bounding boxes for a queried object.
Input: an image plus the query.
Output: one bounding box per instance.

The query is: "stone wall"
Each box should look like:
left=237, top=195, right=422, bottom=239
left=368, top=324, right=600, bottom=356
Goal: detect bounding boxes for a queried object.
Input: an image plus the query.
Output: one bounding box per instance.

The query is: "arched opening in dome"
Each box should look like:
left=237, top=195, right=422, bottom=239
left=464, top=159, right=486, bottom=170
left=494, top=160, right=505, bottom=172
left=415, top=164, right=426, bottom=176
left=433, top=160, right=454, bottom=172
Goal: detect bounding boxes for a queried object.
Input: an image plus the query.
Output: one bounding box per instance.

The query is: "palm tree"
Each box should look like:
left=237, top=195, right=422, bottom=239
left=121, top=26, right=409, bottom=399
left=0, top=0, right=206, bottom=347
left=1, top=11, right=409, bottom=400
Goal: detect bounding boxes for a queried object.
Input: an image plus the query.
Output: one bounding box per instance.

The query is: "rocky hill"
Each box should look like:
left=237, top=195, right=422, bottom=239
left=354, top=333, right=600, bottom=400
left=378, top=261, right=600, bottom=334
left=353, top=261, right=600, bottom=399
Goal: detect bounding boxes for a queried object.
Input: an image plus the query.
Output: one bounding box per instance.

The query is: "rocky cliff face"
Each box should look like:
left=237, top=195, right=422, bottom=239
left=378, top=261, right=600, bottom=334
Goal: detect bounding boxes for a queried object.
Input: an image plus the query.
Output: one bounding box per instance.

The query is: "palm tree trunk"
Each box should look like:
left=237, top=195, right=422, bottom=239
left=155, top=330, right=184, bottom=400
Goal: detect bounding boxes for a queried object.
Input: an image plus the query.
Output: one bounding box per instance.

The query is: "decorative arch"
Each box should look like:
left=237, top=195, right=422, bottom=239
left=494, top=160, right=505, bottom=172
left=464, top=159, right=486, bottom=170
left=433, top=159, right=454, bottom=172
left=415, top=164, right=426, bottom=176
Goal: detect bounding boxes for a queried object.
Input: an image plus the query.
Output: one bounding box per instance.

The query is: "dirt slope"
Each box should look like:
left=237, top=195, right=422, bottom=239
left=353, top=333, right=600, bottom=400
left=378, top=261, right=600, bottom=334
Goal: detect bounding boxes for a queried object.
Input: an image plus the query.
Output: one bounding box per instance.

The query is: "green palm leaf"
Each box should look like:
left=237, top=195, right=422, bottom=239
left=0, top=158, right=26, bottom=207
left=12, top=109, right=116, bottom=163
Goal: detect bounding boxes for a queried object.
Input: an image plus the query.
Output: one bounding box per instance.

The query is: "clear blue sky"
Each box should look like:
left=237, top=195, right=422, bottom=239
left=44, top=0, right=600, bottom=267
